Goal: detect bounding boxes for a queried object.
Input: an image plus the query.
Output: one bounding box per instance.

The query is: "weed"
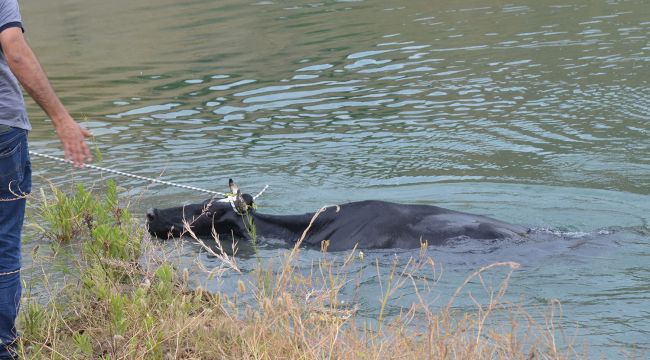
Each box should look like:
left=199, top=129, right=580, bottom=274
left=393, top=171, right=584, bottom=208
left=18, top=182, right=588, bottom=359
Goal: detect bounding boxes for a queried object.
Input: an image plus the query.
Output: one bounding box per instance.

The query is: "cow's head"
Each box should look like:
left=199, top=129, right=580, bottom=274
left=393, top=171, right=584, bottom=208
left=146, top=179, right=254, bottom=239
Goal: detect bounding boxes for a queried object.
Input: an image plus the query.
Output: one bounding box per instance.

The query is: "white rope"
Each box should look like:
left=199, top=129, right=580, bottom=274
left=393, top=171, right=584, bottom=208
left=28, top=151, right=270, bottom=205
left=29, top=150, right=226, bottom=196
left=0, top=269, right=20, bottom=276
left=253, top=185, right=269, bottom=200
left=229, top=198, right=245, bottom=215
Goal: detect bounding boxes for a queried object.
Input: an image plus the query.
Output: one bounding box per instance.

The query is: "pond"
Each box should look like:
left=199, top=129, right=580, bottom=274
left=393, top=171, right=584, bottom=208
left=20, top=0, right=649, bottom=357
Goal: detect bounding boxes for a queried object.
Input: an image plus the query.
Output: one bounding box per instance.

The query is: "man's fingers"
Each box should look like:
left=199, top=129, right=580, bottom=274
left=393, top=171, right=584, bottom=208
left=65, top=138, right=91, bottom=168
left=73, top=141, right=92, bottom=167
left=82, top=142, right=93, bottom=162
left=78, top=127, right=93, bottom=161
left=63, top=146, right=72, bottom=162
left=57, top=121, right=92, bottom=167
left=66, top=144, right=81, bottom=167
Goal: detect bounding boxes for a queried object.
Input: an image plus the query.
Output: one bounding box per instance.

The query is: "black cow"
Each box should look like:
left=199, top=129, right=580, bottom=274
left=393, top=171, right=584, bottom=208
left=146, top=180, right=529, bottom=251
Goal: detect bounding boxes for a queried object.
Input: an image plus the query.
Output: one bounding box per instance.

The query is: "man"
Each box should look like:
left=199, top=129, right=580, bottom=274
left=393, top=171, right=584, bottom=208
left=0, top=0, right=92, bottom=357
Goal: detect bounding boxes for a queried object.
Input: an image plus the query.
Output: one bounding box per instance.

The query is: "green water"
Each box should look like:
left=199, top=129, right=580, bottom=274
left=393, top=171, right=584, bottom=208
left=20, top=0, right=649, bottom=356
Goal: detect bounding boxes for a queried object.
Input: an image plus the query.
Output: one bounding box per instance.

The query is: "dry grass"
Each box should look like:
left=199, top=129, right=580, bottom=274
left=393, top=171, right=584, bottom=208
left=16, top=184, right=585, bottom=360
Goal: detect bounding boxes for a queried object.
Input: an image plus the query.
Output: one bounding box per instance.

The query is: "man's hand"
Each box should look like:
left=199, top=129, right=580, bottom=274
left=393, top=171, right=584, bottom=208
left=0, top=27, right=92, bottom=167
left=55, top=117, right=93, bottom=167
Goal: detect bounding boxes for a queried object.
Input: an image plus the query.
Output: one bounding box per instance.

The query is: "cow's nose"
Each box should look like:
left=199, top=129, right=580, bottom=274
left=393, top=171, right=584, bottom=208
left=146, top=208, right=156, bottom=222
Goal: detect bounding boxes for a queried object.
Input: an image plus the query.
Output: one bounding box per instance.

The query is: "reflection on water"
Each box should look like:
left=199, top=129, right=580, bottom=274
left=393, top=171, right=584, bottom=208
left=20, top=0, right=650, bottom=357
left=23, top=0, right=649, bottom=195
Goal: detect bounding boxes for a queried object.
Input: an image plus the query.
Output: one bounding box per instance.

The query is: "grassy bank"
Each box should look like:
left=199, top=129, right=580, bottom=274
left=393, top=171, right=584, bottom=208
left=16, top=181, right=581, bottom=359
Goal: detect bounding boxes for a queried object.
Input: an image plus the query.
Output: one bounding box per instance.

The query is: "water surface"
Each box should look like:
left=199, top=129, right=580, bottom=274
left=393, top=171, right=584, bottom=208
left=20, top=0, right=649, bottom=357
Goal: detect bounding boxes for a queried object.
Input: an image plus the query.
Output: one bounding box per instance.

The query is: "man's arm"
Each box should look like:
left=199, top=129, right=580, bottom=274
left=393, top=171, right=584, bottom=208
left=0, top=27, right=91, bottom=167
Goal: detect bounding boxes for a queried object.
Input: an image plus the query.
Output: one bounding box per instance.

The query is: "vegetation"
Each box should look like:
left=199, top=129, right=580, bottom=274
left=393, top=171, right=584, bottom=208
left=17, top=181, right=583, bottom=359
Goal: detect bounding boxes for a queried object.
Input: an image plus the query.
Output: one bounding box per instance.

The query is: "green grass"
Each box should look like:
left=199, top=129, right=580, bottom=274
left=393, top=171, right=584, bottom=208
left=16, top=181, right=587, bottom=359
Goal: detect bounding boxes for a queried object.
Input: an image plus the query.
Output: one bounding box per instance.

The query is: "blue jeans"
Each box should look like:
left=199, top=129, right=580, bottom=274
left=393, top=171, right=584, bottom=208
left=0, top=126, right=31, bottom=359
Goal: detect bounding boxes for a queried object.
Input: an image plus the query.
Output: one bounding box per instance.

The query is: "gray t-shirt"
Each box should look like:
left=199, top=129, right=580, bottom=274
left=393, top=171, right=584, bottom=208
left=0, top=0, right=30, bottom=130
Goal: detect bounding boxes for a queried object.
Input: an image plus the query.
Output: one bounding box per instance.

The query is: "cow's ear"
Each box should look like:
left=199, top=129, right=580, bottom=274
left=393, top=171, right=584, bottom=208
left=229, top=178, right=239, bottom=195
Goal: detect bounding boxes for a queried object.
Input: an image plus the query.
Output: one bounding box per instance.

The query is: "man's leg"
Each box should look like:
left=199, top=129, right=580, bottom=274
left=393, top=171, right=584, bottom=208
left=0, top=272, right=21, bottom=359
left=0, top=126, right=31, bottom=359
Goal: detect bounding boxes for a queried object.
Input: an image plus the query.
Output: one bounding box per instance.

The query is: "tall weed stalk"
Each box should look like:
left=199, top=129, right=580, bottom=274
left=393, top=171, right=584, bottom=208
left=17, top=182, right=591, bottom=360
